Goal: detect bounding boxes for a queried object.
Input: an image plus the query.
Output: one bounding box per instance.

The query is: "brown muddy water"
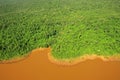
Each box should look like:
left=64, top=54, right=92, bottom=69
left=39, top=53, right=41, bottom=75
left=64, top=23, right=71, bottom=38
left=0, top=48, right=120, bottom=80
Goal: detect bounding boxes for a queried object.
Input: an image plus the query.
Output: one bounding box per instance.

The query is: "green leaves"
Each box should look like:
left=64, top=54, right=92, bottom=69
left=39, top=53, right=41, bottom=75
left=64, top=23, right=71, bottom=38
left=0, top=0, right=120, bottom=60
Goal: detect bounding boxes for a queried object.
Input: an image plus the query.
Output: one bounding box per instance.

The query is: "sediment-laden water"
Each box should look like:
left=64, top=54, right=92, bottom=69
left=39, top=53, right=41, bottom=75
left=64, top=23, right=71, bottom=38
left=0, top=48, right=120, bottom=80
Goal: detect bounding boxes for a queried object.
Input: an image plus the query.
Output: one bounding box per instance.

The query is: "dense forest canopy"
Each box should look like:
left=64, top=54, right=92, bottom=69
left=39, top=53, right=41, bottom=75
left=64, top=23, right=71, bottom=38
left=0, top=0, right=120, bottom=60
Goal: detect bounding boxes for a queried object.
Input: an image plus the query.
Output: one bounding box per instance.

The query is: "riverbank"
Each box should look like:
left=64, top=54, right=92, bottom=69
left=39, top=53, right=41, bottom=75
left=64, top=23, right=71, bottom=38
left=0, top=48, right=120, bottom=65
left=0, top=48, right=120, bottom=80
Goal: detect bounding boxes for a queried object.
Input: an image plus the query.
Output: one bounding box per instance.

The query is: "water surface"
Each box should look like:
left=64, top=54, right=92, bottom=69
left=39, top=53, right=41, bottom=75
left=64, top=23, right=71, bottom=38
left=0, top=48, right=120, bottom=80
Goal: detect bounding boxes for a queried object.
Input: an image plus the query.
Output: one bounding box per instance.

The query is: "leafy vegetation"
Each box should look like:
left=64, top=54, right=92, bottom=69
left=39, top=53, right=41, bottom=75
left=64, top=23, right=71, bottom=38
left=0, top=0, right=120, bottom=60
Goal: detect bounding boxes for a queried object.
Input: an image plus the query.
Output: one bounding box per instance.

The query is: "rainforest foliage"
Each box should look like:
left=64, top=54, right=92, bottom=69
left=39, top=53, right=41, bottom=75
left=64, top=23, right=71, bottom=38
left=0, top=0, right=120, bottom=60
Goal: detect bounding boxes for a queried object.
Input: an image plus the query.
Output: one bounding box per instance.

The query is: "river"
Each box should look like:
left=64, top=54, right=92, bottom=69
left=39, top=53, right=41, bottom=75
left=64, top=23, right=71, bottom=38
left=0, top=48, right=120, bottom=80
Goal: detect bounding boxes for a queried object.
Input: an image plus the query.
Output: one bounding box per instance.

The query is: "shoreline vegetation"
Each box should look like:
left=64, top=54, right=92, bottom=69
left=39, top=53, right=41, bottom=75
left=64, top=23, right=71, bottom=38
left=0, top=48, right=120, bottom=65
left=1, top=0, right=120, bottom=61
